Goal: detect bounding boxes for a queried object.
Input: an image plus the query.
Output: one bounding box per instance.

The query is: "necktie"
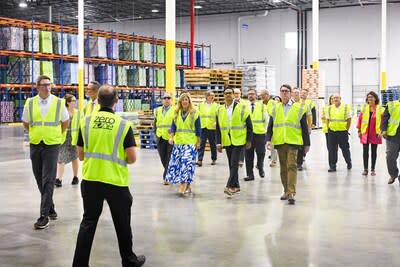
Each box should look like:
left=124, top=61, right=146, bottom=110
left=251, top=103, right=254, bottom=113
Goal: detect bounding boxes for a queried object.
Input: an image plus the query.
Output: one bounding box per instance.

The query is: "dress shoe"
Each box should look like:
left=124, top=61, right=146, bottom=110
left=258, top=168, right=265, bottom=178
left=134, top=255, right=146, bottom=267
left=55, top=178, right=62, bottom=188
left=297, top=165, right=303, bottom=171
left=328, top=168, right=336, bottom=172
left=347, top=163, right=352, bottom=170
left=211, top=160, right=216, bottom=165
left=280, top=192, right=288, bottom=200
left=196, top=161, right=202, bottom=167
left=224, top=187, right=234, bottom=197
left=288, top=194, right=296, bottom=205
left=388, top=177, right=396, bottom=184
left=233, top=188, right=241, bottom=194
left=239, top=161, right=244, bottom=168
left=71, top=176, right=79, bottom=185
left=244, top=176, right=255, bottom=181
left=362, top=170, right=368, bottom=176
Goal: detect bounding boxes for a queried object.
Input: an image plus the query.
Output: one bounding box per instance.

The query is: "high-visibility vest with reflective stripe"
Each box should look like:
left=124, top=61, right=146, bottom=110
left=198, top=102, right=218, bottom=130
left=217, top=102, right=250, bottom=146
left=322, top=105, right=329, bottom=133
left=387, top=101, right=400, bottom=136
left=62, top=109, right=81, bottom=145
left=249, top=101, right=266, bottom=134
left=84, top=99, right=100, bottom=116
left=81, top=111, right=131, bottom=187
left=328, top=104, right=350, bottom=131
left=265, top=100, right=275, bottom=117
left=360, top=104, right=384, bottom=135
left=270, top=101, right=306, bottom=146
left=174, top=110, right=200, bottom=145
left=303, top=99, right=315, bottom=115
left=26, top=95, right=65, bottom=145
left=154, top=106, right=174, bottom=140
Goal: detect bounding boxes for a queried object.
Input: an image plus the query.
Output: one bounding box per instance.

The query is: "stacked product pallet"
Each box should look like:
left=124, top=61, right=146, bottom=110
left=382, top=86, right=400, bottom=106
left=222, top=69, right=243, bottom=89
left=236, top=64, right=276, bottom=96
left=137, top=110, right=156, bottom=149
left=302, top=69, right=321, bottom=99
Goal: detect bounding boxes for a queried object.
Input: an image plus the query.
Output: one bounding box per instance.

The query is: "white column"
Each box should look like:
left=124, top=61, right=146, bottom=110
left=312, top=0, right=319, bottom=70
left=381, top=0, right=387, bottom=91
left=78, top=0, right=84, bottom=111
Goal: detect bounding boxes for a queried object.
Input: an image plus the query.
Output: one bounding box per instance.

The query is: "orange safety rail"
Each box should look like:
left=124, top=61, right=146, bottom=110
left=0, top=83, right=167, bottom=91
left=0, top=17, right=209, bottom=49
left=0, top=50, right=191, bottom=69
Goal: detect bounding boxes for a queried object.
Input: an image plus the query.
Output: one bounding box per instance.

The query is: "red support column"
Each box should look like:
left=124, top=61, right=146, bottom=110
left=190, top=0, right=195, bottom=69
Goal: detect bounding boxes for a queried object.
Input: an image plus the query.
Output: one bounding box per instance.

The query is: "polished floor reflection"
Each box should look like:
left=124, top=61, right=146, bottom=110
left=0, top=125, right=399, bottom=267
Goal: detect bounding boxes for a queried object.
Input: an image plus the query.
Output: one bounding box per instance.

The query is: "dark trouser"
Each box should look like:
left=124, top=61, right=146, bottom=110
left=30, top=143, right=59, bottom=217
left=239, top=147, right=245, bottom=163
left=386, top=140, right=400, bottom=179
left=225, top=145, right=243, bottom=188
left=245, top=134, right=266, bottom=177
left=156, top=137, right=173, bottom=180
left=276, top=144, right=298, bottom=194
left=327, top=130, right=352, bottom=169
left=73, top=180, right=140, bottom=267
left=325, top=133, right=329, bottom=150
left=197, top=128, right=217, bottom=161
left=363, top=144, right=378, bottom=171
left=297, top=148, right=305, bottom=166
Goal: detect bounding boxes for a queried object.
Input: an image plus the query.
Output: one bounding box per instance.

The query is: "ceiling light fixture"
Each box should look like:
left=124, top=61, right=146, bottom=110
left=151, top=9, right=159, bottom=13
left=194, top=5, right=202, bottom=9
left=19, top=1, right=28, bottom=8
left=272, top=0, right=282, bottom=3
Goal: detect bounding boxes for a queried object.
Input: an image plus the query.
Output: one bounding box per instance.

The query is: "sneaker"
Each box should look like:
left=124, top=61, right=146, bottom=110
left=135, top=255, right=146, bottom=267
left=71, top=176, right=79, bottom=185
left=288, top=193, right=296, bottom=205
left=55, top=178, right=62, bottom=188
left=224, top=187, right=234, bottom=197
left=49, top=208, right=58, bottom=220
left=233, top=188, right=241, bottom=195
left=34, top=216, right=49, bottom=230
left=347, top=163, right=352, bottom=170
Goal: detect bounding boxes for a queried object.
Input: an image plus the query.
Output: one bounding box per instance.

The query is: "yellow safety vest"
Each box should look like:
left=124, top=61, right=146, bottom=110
left=249, top=101, right=266, bottom=135
left=81, top=111, right=131, bottom=187
left=26, top=95, right=65, bottom=145
left=387, top=101, right=400, bottom=136
left=61, top=109, right=81, bottom=145
left=84, top=99, right=100, bottom=116
left=322, top=105, right=329, bottom=133
left=217, top=102, right=250, bottom=146
left=198, top=102, right=218, bottom=130
left=173, top=110, right=199, bottom=145
left=328, top=104, right=351, bottom=131
left=270, top=101, right=306, bottom=146
left=154, top=106, right=174, bottom=140
left=360, top=104, right=384, bottom=135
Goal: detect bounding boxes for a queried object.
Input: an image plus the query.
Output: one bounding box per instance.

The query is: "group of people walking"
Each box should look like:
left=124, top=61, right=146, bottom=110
left=21, top=74, right=400, bottom=266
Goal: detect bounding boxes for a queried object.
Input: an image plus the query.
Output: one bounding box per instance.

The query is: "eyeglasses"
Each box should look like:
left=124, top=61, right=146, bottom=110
left=280, top=90, right=290, bottom=93
left=163, top=97, right=171, bottom=100
left=39, top=83, right=51, bottom=87
left=224, top=92, right=233, bottom=95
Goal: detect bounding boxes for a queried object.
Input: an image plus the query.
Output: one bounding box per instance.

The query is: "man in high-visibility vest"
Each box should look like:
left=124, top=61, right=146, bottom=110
left=22, top=75, right=69, bottom=229
left=73, top=85, right=145, bottom=267
left=216, top=88, right=253, bottom=197
left=84, top=80, right=101, bottom=116
left=154, top=92, right=174, bottom=184
left=260, top=89, right=270, bottom=106
left=197, top=90, right=219, bottom=167
left=234, top=88, right=246, bottom=167
left=326, top=94, right=352, bottom=172
left=244, top=88, right=269, bottom=181
left=382, top=100, right=400, bottom=184
left=266, top=84, right=310, bottom=205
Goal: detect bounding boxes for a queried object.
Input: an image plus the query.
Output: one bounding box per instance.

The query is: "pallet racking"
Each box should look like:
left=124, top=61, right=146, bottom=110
left=0, top=16, right=211, bottom=123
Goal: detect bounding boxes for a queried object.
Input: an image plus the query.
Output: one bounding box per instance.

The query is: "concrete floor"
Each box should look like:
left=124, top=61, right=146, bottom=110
left=0, top=125, right=400, bottom=267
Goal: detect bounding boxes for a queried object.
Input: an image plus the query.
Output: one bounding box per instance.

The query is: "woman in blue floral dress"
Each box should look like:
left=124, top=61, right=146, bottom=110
left=165, top=92, right=201, bottom=195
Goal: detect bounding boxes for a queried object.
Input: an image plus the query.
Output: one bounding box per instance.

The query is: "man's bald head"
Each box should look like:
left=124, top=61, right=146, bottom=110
left=98, top=84, right=118, bottom=109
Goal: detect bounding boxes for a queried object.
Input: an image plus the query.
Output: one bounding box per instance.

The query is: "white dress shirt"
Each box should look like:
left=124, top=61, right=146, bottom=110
left=22, top=94, right=69, bottom=123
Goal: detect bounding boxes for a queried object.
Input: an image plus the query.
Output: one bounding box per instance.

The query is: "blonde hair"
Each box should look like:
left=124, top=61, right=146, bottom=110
left=174, top=92, right=196, bottom=119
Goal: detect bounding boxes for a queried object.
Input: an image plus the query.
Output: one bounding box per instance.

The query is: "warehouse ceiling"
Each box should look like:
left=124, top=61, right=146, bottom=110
left=0, top=0, right=400, bottom=25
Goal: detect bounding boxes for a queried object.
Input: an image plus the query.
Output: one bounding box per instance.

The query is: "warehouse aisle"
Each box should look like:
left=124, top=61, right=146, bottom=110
left=0, top=126, right=399, bottom=267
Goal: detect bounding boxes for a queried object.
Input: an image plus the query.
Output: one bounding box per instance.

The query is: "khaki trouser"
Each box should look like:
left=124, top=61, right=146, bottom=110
left=277, top=144, right=298, bottom=194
